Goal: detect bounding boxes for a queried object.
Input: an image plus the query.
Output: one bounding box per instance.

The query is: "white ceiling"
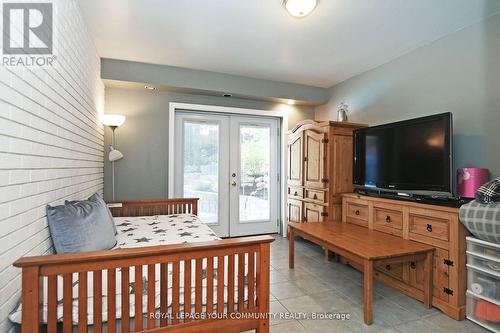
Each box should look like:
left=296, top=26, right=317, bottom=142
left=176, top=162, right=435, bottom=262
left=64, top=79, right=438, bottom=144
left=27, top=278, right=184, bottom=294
left=79, top=0, right=500, bottom=88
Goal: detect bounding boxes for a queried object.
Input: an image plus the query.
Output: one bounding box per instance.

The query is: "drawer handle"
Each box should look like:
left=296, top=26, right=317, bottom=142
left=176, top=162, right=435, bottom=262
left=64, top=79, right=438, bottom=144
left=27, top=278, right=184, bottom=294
left=355, top=210, right=360, bottom=216
left=385, top=265, right=391, bottom=271
left=313, top=194, right=318, bottom=200
left=294, top=191, right=298, bottom=196
left=410, top=262, right=416, bottom=269
left=385, top=215, right=391, bottom=223
left=426, top=224, right=433, bottom=232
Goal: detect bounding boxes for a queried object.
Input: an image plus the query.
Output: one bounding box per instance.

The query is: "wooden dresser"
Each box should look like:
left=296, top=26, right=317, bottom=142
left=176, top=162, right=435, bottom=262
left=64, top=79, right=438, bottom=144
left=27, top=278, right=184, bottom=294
left=342, top=193, right=469, bottom=320
left=286, top=120, right=367, bottom=224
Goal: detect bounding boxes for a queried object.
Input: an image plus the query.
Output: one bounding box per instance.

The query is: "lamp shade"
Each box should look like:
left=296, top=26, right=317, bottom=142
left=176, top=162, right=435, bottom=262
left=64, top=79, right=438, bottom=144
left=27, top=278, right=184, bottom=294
left=108, top=147, right=123, bottom=162
left=101, top=114, right=126, bottom=127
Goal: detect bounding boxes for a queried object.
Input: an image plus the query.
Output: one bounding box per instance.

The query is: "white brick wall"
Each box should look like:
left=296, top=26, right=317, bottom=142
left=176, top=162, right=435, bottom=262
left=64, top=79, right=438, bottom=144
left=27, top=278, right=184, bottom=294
left=0, top=1, right=104, bottom=331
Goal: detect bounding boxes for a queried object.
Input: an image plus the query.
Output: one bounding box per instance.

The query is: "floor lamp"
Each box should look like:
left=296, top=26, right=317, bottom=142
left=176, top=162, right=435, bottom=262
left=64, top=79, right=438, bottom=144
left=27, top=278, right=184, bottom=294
left=101, top=114, right=126, bottom=200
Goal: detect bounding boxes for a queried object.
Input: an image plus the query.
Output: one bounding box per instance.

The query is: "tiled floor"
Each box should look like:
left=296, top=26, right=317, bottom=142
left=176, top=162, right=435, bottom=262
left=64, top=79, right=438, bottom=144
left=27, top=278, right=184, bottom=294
left=253, top=235, right=490, bottom=333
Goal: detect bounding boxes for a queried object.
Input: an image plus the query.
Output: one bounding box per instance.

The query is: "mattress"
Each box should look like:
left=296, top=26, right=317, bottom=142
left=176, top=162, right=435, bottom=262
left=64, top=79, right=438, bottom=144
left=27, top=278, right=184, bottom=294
left=113, top=213, right=220, bottom=248
left=10, top=214, right=251, bottom=325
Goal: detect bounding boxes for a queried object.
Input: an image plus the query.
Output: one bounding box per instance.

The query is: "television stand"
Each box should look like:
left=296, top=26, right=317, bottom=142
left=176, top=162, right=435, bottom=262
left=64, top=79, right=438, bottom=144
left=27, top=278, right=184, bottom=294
left=342, top=193, right=469, bottom=320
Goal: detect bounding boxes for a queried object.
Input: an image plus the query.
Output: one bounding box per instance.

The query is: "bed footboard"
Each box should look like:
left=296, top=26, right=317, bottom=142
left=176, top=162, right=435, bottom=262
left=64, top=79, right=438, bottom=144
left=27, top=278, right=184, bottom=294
left=106, top=198, right=199, bottom=217
left=14, top=236, right=273, bottom=333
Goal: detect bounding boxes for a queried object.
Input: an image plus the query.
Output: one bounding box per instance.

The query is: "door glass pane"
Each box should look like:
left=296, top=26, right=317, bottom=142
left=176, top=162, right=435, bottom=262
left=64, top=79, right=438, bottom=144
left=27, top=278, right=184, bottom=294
left=239, top=125, right=270, bottom=222
left=183, top=121, right=219, bottom=224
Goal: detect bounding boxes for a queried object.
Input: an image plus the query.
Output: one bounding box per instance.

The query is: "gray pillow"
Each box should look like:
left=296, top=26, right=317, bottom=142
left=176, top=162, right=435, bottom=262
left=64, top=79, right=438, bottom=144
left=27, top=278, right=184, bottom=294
left=66, top=193, right=117, bottom=235
left=47, top=198, right=117, bottom=254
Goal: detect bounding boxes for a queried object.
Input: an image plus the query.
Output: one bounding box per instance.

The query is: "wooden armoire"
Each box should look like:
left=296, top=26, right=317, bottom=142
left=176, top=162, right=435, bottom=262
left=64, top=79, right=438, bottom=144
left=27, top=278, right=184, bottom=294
left=287, top=120, right=367, bottom=224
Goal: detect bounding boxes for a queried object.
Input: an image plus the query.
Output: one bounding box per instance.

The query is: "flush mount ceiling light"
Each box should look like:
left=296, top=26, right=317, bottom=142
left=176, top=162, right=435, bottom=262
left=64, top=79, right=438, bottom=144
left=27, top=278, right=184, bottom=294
left=283, top=0, right=318, bottom=18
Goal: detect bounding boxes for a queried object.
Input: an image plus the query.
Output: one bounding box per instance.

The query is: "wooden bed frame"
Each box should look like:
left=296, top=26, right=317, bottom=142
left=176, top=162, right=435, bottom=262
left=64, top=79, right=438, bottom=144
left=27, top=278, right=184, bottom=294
left=13, top=198, right=273, bottom=333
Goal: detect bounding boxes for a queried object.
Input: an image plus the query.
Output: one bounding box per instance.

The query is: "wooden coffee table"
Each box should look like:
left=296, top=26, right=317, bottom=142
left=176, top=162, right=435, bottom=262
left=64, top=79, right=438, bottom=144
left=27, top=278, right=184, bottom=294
left=288, top=221, right=435, bottom=325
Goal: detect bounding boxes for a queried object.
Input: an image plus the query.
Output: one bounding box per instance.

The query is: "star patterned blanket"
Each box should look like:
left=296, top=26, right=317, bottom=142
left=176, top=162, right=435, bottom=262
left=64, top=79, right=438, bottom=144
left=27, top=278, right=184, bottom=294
left=113, top=213, right=220, bottom=248
left=10, top=214, right=251, bottom=326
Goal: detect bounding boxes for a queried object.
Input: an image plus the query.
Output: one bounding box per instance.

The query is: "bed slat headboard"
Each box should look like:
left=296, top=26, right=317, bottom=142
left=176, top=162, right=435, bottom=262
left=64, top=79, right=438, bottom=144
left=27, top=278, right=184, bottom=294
left=106, top=198, right=199, bottom=217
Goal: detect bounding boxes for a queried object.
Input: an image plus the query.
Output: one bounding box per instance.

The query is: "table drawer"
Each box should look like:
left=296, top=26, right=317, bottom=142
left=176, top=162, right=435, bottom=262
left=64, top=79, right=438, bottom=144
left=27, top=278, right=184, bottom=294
left=409, top=209, right=450, bottom=247
left=345, top=201, right=369, bottom=227
left=305, top=189, right=325, bottom=203
left=288, top=186, right=304, bottom=199
left=376, top=263, right=404, bottom=281
left=373, top=205, right=403, bottom=236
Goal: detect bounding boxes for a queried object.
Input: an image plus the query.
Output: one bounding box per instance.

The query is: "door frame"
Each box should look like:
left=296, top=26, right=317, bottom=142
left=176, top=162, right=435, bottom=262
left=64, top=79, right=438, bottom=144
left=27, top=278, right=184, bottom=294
left=168, top=102, right=288, bottom=236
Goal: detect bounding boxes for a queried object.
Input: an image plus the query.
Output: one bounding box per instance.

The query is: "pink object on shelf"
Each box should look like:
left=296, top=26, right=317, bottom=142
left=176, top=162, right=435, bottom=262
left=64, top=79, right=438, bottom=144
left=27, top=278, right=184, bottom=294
left=457, top=168, right=490, bottom=198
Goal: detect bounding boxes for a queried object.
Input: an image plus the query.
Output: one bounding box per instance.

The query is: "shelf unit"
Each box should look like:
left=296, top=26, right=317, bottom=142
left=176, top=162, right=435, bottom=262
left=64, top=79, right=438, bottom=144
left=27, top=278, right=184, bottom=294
left=466, top=237, right=500, bottom=332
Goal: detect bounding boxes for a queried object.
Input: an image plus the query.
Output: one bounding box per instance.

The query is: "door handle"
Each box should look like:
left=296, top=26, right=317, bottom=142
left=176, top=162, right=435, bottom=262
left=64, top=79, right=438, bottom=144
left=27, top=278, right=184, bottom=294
left=231, top=180, right=237, bottom=186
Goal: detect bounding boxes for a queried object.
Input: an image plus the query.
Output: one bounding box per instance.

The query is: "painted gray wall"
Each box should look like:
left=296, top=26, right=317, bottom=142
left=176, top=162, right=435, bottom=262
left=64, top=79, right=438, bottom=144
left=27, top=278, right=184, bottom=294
left=316, top=12, right=500, bottom=181
left=104, top=88, right=314, bottom=200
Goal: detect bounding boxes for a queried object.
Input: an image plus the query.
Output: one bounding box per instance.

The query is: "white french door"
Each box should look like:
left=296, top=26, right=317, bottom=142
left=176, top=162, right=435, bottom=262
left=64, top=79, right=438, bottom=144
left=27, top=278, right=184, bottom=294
left=174, top=112, right=279, bottom=237
left=229, top=116, right=279, bottom=236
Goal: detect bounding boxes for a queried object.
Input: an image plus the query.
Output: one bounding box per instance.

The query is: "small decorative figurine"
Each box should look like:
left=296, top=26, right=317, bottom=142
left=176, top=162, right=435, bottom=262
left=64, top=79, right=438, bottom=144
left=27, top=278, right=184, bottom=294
left=337, top=102, right=348, bottom=122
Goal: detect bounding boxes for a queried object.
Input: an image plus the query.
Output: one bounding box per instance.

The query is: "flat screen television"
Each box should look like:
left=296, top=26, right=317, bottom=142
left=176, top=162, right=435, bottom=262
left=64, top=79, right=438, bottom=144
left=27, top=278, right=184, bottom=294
left=353, top=112, right=453, bottom=197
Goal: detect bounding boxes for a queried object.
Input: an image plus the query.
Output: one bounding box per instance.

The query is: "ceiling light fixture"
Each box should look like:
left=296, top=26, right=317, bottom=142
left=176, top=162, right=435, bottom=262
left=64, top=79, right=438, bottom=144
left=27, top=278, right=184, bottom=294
left=144, top=85, right=156, bottom=90
left=222, top=93, right=232, bottom=97
left=287, top=99, right=296, bottom=105
left=283, top=0, right=318, bottom=18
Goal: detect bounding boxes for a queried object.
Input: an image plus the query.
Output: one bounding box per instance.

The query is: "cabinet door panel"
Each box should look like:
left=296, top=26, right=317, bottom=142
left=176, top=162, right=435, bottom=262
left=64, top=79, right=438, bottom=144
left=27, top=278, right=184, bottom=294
left=287, top=199, right=303, bottom=223
left=304, top=202, right=326, bottom=222
left=409, top=247, right=450, bottom=302
left=332, top=135, right=354, bottom=194
left=288, top=132, right=303, bottom=187
left=304, top=130, right=326, bottom=189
